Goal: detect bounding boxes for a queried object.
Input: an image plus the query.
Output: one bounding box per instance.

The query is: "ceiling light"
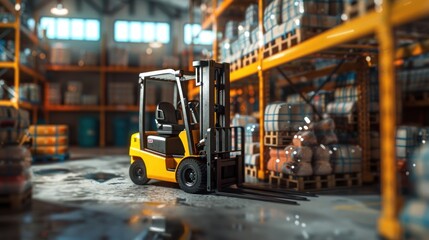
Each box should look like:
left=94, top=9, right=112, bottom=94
left=51, top=1, right=68, bottom=16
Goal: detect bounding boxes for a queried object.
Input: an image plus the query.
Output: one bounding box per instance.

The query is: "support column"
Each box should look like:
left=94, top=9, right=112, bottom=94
left=377, top=0, right=402, bottom=238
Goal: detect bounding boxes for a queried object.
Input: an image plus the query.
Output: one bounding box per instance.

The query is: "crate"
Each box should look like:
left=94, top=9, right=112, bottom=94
left=342, top=0, right=375, bottom=21
left=332, top=172, right=362, bottom=187
left=0, top=188, right=32, bottom=210
left=269, top=171, right=334, bottom=190
left=245, top=164, right=257, bottom=178
left=264, top=131, right=296, bottom=147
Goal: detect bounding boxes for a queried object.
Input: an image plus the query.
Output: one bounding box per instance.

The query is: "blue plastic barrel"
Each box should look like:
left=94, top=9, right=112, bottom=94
left=78, top=117, right=98, bottom=147
left=114, top=118, right=128, bottom=146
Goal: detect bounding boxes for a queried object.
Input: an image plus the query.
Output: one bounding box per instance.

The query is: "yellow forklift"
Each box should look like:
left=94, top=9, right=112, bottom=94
left=129, top=60, right=314, bottom=204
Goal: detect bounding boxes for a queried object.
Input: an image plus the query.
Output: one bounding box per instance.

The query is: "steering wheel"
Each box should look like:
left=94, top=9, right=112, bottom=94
left=177, top=100, right=200, bottom=124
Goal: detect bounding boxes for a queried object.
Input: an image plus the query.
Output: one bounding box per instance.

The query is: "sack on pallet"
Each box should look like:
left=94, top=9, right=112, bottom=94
left=308, top=90, right=334, bottom=113
left=225, top=21, right=239, bottom=40
left=313, top=118, right=338, bottom=145
left=326, top=101, right=357, bottom=124
left=400, top=200, right=429, bottom=239
left=312, top=145, right=332, bottom=175
left=329, top=144, right=362, bottom=173
left=409, top=145, right=429, bottom=199
left=245, top=154, right=260, bottom=166
left=245, top=123, right=259, bottom=144
left=292, top=130, right=317, bottom=147
left=282, top=0, right=330, bottom=22
left=245, top=4, right=258, bottom=27
left=0, top=145, right=32, bottom=194
left=267, top=147, right=287, bottom=172
left=282, top=145, right=313, bottom=176
left=396, top=126, right=419, bottom=160
left=245, top=142, right=260, bottom=155
left=335, top=86, right=358, bottom=102
left=264, top=102, right=313, bottom=132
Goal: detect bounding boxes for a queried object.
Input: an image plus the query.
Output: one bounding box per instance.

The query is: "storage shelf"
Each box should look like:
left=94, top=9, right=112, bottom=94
left=20, top=64, right=47, bottom=82
left=202, top=0, right=234, bottom=29
left=45, top=105, right=156, bottom=112
left=45, top=65, right=158, bottom=74
left=0, top=61, right=15, bottom=68
left=229, top=0, right=429, bottom=82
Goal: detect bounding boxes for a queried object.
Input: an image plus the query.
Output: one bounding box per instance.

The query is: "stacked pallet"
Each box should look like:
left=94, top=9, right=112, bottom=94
left=244, top=123, right=260, bottom=177
left=0, top=106, right=32, bottom=210
left=29, top=125, right=70, bottom=162
left=400, top=145, right=429, bottom=238
left=263, top=0, right=342, bottom=58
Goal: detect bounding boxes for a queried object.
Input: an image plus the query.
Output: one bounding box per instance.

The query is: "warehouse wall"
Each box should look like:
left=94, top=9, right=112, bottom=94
left=36, top=0, right=190, bottom=66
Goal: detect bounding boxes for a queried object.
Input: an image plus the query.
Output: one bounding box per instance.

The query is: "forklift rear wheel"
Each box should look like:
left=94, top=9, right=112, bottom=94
left=177, top=158, right=207, bottom=194
left=129, top=160, right=150, bottom=185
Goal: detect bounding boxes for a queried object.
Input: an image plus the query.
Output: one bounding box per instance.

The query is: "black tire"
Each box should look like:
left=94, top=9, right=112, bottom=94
left=129, top=160, right=150, bottom=185
left=176, top=158, right=207, bottom=194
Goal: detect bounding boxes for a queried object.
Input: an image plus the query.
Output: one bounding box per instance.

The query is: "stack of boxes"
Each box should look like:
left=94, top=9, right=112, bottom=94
left=29, top=125, right=69, bottom=161
left=108, top=47, right=129, bottom=67
left=108, top=82, right=134, bottom=105
left=47, top=83, right=61, bottom=105
left=64, top=81, right=82, bottom=105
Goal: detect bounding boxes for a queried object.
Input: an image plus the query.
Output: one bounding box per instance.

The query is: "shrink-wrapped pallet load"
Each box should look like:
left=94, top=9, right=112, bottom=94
left=313, top=118, right=338, bottom=145
left=264, top=102, right=313, bottom=132
left=232, top=114, right=257, bottom=127
left=245, top=142, right=260, bottom=155
left=326, top=101, right=357, bottom=124
left=29, top=125, right=69, bottom=161
left=245, top=154, right=260, bottom=166
left=329, top=144, right=362, bottom=173
left=267, top=147, right=287, bottom=172
left=245, top=123, right=259, bottom=144
left=292, top=130, right=318, bottom=147
left=312, top=145, right=332, bottom=175
left=396, top=126, right=419, bottom=161
left=282, top=145, right=313, bottom=176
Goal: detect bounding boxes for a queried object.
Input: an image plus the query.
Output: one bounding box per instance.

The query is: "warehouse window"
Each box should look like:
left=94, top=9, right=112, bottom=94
left=114, top=21, right=170, bottom=44
left=184, top=24, right=213, bottom=45
left=39, top=17, right=100, bottom=41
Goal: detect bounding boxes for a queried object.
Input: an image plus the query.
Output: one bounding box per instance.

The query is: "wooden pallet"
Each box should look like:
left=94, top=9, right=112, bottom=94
left=32, top=153, right=70, bottom=163
left=269, top=171, right=334, bottom=191
left=0, top=188, right=32, bottom=210
left=264, top=131, right=296, bottom=147
left=230, top=58, right=242, bottom=72
left=263, top=29, right=302, bottom=58
left=242, top=49, right=258, bottom=67
left=332, top=172, right=362, bottom=187
left=245, top=164, right=257, bottom=178
left=343, top=0, right=375, bottom=21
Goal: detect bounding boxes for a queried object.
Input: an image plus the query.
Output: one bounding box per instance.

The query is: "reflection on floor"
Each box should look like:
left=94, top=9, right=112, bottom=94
left=0, top=148, right=381, bottom=239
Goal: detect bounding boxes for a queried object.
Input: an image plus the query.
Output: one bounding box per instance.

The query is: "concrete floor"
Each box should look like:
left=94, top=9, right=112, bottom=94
left=0, top=148, right=381, bottom=240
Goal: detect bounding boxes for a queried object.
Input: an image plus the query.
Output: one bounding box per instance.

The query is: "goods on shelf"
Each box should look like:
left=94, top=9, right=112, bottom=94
left=313, top=118, right=338, bottom=145
left=17, top=83, right=41, bottom=104
left=108, top=47, right=129, bottom=66
left=267, top=147, right=287, bottom=172
left=329, top=144, right=362, bottom=173
left=341, top=0, right=375, bottom=21
left=81, top=95, right=98, bottom=105
left=244, top=123, right=260, bottom=169
left=245, top=153, right=260, bottom=166
left=263, top=0, right=342, bottom=58
left=0, top=145, right=32, bottom=209
left=47, top=83, right=61, bottom=105
left=78, top=51, right=98, bottom=66
left=245, top=142, right=260, bottom=155
left=245, top=123, right=259, bottom=143
left=50, top=45, right=71, bottom=65
left=292, top=130, right=317, bottom=147
left=264, top=102, right=313, bottom=132
left=334, top=86, right=358, bottom=102
left=245, top=4, right=258, bottom=27
left=225, top=21, right=239, bottom=40
left=397, top=67, right=429, bottom=101
left=232, top=114, right=257, bottom=127
left=396, top=126, right=419, bottom=161
left=29, top=124, right=69, bottom=162
left=108, top=82, right=134, bottom=105
left=326, top=101, right=357, bottom=124
left=0, top=107, right=29, bottom=145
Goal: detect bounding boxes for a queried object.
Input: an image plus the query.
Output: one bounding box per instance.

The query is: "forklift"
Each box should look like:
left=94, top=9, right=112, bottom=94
left=128, top=60, right=315, bottom=204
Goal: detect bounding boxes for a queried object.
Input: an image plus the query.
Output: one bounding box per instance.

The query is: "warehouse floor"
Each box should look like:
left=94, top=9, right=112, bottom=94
left=1, top=148, right=381, bottom=240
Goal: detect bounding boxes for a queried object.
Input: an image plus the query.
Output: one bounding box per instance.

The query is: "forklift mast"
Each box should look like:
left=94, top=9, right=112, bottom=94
left=193, top=60, right=245, bottom=192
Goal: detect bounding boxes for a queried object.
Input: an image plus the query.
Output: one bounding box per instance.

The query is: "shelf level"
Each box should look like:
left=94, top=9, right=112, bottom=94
left=45, top=65, right=158, bottom=74
left=45, top=105, right=156, bottom=112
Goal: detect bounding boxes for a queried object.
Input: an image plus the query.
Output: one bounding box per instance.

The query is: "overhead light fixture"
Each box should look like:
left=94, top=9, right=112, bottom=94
left=51, top=0, right=69, bottom=16
left=149, top=42, right=162, bottom=49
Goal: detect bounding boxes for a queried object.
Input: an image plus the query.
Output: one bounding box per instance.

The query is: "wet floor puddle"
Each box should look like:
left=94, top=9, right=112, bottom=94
left=33, top=168, right=71, bottom=175
left=84, top=172, right=120, bottom=183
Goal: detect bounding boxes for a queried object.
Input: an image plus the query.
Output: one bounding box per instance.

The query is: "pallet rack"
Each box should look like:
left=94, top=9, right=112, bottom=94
left=0, top=0, right=48, bottom=123
left=44, top=39, right=159, bottom=147
left=198, top=0, right=429, bottom=238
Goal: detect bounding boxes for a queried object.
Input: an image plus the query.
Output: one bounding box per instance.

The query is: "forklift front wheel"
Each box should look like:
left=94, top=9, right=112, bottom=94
left=177, top=158, right=207, bottom=194
left=129, top=160, right=150, bottom=185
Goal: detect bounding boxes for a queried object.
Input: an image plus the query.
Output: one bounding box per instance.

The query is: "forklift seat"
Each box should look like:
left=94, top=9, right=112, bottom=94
left=155, top=102, right=185, bottom=135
